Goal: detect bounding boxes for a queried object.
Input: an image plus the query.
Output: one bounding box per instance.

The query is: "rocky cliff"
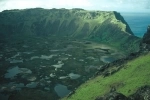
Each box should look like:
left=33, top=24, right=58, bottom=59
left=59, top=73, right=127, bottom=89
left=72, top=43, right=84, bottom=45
left=143, top=25, right=150, bottom=44
left=0, top=8, right=140, bottom=53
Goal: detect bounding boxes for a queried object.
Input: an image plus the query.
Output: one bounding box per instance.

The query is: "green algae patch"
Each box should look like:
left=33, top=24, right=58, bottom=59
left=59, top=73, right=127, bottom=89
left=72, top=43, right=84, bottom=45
left=63, top=53, right=150, bottom=100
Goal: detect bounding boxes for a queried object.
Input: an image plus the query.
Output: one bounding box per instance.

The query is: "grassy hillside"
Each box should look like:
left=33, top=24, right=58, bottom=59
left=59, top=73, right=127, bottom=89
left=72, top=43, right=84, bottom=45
left=63, top=52, right=150, bottom=100
left=0, top=8, right=140, bottom=53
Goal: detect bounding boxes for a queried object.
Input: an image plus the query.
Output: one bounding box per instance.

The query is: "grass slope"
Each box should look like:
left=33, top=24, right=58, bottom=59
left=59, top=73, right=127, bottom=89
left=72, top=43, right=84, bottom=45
left=0, top=8, right=140, bottom=54
left=63, top=52, right=150, bottom=100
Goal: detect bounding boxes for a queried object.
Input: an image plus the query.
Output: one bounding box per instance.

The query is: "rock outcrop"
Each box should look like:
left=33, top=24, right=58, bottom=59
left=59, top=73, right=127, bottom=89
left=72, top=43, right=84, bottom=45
left=96, top=86, right=150, bottom=100
left=143, top=25, right=150, bottom=44
left=96, top=92, right=128, bottom=100
left=140, top=25, right=150, bottom=51
left=129, top=86, right=150, bottom=100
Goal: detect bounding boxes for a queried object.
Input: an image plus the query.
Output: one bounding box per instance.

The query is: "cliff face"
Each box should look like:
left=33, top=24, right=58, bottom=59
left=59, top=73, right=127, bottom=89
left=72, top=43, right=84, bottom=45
left=143, top=25, right=150, bottom=44
left=0, top=8, right=140, bottom=53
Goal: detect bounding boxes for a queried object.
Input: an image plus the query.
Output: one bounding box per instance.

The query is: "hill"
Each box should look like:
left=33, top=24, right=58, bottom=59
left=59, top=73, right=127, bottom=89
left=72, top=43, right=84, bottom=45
left=0, top=8, right=140, bottom=53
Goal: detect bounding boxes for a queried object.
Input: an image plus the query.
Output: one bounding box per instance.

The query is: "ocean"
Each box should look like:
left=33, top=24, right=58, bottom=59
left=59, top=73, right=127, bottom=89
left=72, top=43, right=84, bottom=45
left=121, top=12, right=150, bottom=37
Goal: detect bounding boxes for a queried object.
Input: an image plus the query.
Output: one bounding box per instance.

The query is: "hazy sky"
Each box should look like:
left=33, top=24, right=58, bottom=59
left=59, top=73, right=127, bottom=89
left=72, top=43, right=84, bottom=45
left=0, top=0, right=150, bottom=12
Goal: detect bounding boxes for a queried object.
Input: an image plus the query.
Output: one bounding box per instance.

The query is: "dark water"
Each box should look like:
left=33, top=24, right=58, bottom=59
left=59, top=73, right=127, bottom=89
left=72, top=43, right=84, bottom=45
left=1, top=36, right=125, bottom=99
left=54, top=84, right=71, bottom=98
left=103, top=57, right=115, bottom=63
left=121, top=12, right=150, bottom=37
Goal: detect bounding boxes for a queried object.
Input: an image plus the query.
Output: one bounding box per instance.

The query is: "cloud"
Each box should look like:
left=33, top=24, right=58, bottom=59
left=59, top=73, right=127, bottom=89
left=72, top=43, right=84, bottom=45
left=0, top=0, right=149, bottom=12
left=0, top=0, right=41, bottom=11
left=145, top=0, right=150, bottom=9
left=113, top=0, right=150, bottom=9
left=0, top=0, right=92, bottom=12
left=87, top=0, right=150, bottom=12
left=57, top=0, right=92, bottom=8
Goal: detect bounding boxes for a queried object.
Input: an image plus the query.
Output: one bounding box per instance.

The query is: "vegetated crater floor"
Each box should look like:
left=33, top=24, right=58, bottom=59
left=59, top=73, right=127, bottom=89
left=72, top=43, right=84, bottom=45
left=0, top=35, right=125, bottom=99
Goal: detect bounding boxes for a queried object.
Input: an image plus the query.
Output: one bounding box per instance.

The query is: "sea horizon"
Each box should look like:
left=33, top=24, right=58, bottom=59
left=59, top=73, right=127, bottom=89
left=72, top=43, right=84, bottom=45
left=121, top=12, right=150, bottom=37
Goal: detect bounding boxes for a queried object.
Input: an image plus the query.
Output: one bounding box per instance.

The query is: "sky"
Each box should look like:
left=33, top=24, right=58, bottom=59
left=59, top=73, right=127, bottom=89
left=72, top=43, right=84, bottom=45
left=0, top=0, right=150, bottom=12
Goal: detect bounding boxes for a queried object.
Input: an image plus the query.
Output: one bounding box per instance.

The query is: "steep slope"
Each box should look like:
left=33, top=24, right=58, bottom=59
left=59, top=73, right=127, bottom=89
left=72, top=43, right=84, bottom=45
left=63, top=52, right=150, bottom=100
left=0, top=8, right=140, bottom=53
left=63, top=26, right=150, bottom=100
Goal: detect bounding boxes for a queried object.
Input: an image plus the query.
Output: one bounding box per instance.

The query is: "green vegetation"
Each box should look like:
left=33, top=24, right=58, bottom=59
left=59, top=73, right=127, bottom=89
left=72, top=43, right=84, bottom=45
left=64, top=52, right=150, bottom=100
left=0, top=35, right=124, bottom=99
left=0, top=8, right=141, bottom=54
left=0, top=8, right=145, bottom=99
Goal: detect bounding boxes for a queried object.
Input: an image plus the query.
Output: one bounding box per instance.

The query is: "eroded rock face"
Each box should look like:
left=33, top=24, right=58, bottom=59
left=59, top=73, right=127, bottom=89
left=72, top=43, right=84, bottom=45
left=104, top=92, right=128, bottom=100
left=129, top=86, right=150, bottom=100
left=96, top=92, right=128, bottom=100
left=96, top=86, right=150, bottom=100
left=140, top=25, right=150, bottom=51
left=143, top=25, right=150, bottom=44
